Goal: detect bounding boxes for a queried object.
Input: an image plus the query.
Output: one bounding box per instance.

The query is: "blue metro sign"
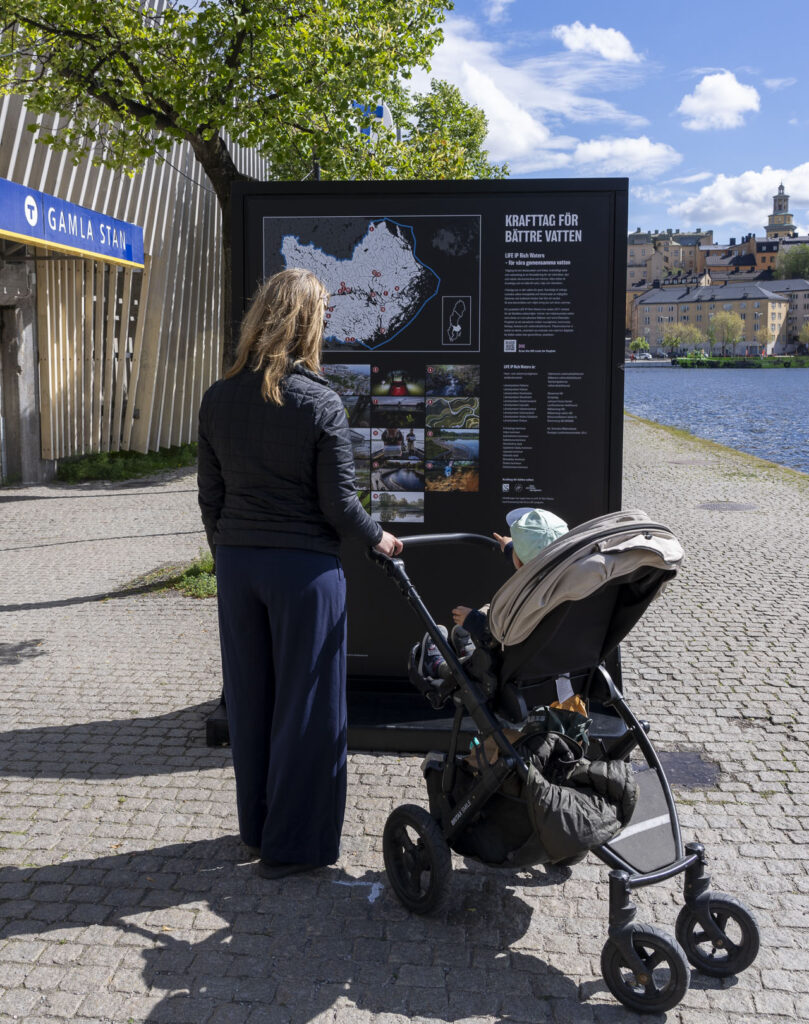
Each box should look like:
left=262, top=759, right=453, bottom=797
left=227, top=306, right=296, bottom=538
left=0, top=176, right=145, bottom=268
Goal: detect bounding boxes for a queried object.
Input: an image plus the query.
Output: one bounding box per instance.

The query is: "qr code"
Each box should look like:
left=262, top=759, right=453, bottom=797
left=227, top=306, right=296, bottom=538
left=503, top=339, right=517, bottom=352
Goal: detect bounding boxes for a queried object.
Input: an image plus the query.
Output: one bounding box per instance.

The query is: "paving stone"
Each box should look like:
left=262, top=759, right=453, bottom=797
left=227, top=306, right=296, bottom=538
left=1, top=426, right=807, bottom=1022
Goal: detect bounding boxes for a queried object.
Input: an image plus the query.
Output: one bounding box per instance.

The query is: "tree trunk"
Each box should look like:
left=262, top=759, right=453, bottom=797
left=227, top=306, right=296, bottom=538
left=187, top=132, right=249, bottom=371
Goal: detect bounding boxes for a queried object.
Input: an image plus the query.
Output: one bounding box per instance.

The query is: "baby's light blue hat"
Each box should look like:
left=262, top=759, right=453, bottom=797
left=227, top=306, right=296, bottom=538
left=505, top=507, right=568, bottom=565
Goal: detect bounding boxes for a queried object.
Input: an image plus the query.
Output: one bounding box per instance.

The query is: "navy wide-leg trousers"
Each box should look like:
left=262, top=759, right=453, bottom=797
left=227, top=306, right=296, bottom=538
left=215, top=546, right=347, bottom=865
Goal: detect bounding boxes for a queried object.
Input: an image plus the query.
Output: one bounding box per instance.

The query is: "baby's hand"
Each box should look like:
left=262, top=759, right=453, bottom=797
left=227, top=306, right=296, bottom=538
left=493, top=532, right=510, bottom=552
left=452, top=605, right=472, bottom=625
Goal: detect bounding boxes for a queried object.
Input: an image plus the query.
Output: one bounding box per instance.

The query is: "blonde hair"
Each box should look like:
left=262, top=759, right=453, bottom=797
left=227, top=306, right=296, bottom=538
left=225, top=268, right=328, bottom=404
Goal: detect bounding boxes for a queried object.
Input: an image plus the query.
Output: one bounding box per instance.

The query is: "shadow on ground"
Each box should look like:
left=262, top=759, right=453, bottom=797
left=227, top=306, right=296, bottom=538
left=0, top=639, right=47, bottom=665
left=0, top=701, right=226, bottom=779
left=0, top=838, right=602, bottom=1022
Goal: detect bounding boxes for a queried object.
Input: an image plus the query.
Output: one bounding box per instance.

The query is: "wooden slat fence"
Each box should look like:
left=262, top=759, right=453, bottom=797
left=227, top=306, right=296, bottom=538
left=1, top=77, right=269, bottom=458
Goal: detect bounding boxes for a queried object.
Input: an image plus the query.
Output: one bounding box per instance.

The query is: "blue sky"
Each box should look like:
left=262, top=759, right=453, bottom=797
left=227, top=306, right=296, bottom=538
left=412, top=0, right=808, bottom=241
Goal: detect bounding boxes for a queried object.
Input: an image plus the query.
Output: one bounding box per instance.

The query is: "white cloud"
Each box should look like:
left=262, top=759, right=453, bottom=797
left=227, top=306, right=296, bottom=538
left=551, top=21, right=641, bottom=63
left=664, top=172, right=713, bottom=185
left=668, top=163, right=809, bottom=227
left=573, top=136, right=682, bottom=177
left=632, top=185, right=675, bottom=204
left=457, top=61, right=568, bottom=162
left=678, top=71, right=760, bottom=130
left=764, top=77, right=796, bottom=91
left=410, top=16, right=654, bottom=170
left=408, top=17, right=681, bottom=176
left=484, top=0, right=515, bottom=23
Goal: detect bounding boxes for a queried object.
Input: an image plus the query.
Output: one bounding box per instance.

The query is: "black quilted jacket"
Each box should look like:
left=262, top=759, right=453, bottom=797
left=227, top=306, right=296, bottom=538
left=197, top=364, right=382, bottom=558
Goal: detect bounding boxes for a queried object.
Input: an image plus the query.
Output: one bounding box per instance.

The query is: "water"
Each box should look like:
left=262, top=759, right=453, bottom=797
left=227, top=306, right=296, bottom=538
left=624, top=367, right=809, bottom=473
left=435, top=439, right=480, bottom=459
left=388, top=469, right=424, bottom=489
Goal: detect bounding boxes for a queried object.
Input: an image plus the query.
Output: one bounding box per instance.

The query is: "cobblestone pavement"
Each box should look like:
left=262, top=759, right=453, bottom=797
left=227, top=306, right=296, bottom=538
left=1, top=416, right=807, bottom=1024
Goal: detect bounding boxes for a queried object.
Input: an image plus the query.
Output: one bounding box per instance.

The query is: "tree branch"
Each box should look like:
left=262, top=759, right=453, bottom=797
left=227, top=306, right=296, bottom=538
left=79, top=75, right=181, bottom=135
left=7, top=12, right=105, bottom=45
left=224, top=25, right=247, bottom=70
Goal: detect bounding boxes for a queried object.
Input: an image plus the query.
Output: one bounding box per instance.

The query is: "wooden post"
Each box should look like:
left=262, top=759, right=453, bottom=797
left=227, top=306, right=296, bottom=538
left=36, top=255, right=54, bottom=460
left=121, top=255, right=151, bottom=450
left=82, top=260, right=94, bottom=452
left=101, top=266, right=118, bottom=451
left=110, top=267, right=133, bottom=451
left=92, top=263, right=105, bottom=452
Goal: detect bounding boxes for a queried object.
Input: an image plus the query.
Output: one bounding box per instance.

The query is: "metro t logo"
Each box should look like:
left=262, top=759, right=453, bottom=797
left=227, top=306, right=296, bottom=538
left=24, top=195, right=38, bottom=227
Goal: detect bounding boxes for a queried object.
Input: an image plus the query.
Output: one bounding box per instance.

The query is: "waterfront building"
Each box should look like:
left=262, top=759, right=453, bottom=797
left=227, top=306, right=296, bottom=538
left=631, top=282, right=789, bottom=355
left=627, top=183, right=807, bottom=342
left=627, top=227, right=713, bottom=290
left=755, top=238, right=780, bottom=272
left=626, top=227, right=713, bottom=331
left=760, top=279, right=809, bottom=349
left=778, top=233, right=809, bottom=253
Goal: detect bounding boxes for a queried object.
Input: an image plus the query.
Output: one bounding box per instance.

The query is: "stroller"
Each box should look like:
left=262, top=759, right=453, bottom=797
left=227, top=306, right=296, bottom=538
left=369, top=511, right=760, bottom=1015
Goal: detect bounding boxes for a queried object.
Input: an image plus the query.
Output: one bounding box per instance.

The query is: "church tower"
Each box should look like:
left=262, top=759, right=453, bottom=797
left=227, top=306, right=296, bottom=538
left=765, top=183, right=796, bottom=238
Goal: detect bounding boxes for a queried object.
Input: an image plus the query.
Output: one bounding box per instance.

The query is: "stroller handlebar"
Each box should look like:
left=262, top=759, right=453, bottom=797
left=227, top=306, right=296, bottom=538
left=400, top=533, right=500, bottom=550
left=367, top=532, right=500, bottom=570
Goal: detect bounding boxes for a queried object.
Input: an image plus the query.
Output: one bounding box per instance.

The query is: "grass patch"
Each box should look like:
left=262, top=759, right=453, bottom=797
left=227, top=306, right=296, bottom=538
left=56, top=443, right=198, bottom=483
left=673, top=355, right=809, bottom=369
left=169, top=551, right=217, bottom=598
left=124, top=550, right=217, bottom=599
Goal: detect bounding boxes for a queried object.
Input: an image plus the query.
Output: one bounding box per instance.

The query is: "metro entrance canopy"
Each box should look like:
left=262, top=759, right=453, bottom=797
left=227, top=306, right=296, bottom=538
left=0, top=176, right=144, bottom=268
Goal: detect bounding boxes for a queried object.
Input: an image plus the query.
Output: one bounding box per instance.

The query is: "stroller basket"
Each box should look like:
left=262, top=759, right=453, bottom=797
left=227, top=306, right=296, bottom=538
left=369, top=513, right=760, bottom=1015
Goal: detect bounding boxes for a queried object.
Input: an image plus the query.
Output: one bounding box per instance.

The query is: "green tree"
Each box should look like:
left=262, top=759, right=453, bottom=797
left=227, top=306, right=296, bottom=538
left=798, top=322, right=809, bottom=353
left=662, top=322, right=704, bottom=356
left=709, top=311, right=744, bottom=356
left=629, top=336, right=649, bottom=355
left=0, top=1, right=506, bottom=362
left=774, top=244, right=809, bottom=280
left=390, top=79, right=508, bottom=180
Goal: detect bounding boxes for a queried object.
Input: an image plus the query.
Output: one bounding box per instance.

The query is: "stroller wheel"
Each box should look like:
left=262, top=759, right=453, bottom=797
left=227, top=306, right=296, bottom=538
left=675, top=893, right=760, bottom=977
left=601, top=924, right=690, bottom=1014
left=383, top=804, right=451, bottom=915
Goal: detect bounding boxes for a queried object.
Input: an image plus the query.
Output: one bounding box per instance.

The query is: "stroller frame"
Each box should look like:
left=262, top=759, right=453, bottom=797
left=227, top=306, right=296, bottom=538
left=370, top=531, right=760, bottom=1014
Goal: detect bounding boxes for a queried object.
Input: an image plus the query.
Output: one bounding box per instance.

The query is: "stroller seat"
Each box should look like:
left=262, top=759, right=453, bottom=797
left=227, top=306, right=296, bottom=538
left=411, top=511, right=681, bottom=747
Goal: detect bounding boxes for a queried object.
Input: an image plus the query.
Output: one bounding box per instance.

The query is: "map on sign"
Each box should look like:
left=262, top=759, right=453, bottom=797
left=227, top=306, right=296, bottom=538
left=263, top=214, right=481, bottom=353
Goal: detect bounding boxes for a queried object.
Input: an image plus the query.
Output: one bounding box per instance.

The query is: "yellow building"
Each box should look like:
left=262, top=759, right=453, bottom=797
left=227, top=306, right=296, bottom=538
left=631, top=282, right=789, bottom=355
left=626, top=228, right=713, bottom=291
left=764, top=280, right=809, bottom=350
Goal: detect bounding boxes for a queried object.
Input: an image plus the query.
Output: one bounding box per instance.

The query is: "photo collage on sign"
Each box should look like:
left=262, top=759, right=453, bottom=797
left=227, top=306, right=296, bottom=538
left=322, top=364, right=372, bottom=512
left=370, top=366, right=425, bottom=523
left=322, top=363, right=479, bottom=523
left=425, top=365, right=480, bottom=493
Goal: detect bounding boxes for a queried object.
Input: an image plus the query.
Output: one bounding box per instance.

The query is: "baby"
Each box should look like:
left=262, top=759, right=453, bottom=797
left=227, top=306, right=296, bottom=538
left=417, top=507, right=569, bottom=679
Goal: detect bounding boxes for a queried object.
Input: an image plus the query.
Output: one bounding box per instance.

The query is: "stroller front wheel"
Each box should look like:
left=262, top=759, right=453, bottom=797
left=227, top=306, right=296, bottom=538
left=383, top=804, right=451, bottom=915
left=675, top=893, right=760, bottom=977
left=601, top=924, right=690, bottom=1013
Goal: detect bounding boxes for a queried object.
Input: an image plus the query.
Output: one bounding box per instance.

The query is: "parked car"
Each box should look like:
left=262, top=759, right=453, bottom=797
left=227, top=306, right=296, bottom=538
left=638, top=351, right=653, bottom=359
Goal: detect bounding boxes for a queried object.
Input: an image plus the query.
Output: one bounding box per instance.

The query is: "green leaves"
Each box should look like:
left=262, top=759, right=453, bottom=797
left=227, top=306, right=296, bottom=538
left=775, top=244, right=809, bottom=281
left=0, top=0, right=505, bottom=199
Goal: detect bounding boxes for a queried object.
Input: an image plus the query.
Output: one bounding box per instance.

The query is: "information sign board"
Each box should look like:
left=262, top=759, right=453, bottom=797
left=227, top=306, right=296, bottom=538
left=232, top=180, right=627, bottom=690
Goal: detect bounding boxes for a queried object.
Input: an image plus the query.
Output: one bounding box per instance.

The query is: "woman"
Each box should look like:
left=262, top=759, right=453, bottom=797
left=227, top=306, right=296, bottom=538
left=197, top=268, right=401, bottom=879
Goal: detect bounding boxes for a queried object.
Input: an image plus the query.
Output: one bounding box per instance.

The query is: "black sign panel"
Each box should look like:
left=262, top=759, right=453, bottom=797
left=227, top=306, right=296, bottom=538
left=232, top=180, right=627, bottom=682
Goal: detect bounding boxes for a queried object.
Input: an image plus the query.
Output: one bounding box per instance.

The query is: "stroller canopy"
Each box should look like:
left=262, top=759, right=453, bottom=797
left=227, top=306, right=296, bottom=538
left=488, top=510, right=684, bottom=650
